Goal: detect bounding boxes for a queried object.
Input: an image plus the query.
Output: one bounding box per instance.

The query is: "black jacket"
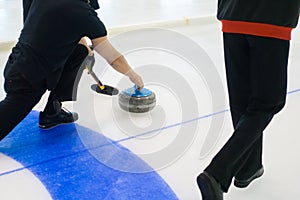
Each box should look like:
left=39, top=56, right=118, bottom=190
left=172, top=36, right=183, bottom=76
left=217, top=0, right=300, bottom=28
left=16, top=0, right=107, bottom=89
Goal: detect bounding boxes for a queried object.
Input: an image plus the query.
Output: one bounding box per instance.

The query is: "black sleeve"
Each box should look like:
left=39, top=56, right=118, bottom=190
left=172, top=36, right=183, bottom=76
left=89, top=0, right=100, bottom=10
left=23, top=0, right=33, bottom=22
left=80, top=7, right=107, bottom=39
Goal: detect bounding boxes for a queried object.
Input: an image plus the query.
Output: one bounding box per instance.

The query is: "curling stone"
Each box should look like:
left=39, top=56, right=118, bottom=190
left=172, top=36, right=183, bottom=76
left=118, top=86, right=156, bottom=113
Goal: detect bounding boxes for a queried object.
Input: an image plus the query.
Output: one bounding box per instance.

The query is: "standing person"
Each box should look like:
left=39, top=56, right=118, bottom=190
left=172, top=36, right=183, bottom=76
left=196, top=1, right=300, bottom=199
left=0, top=0, right=143, bottom=140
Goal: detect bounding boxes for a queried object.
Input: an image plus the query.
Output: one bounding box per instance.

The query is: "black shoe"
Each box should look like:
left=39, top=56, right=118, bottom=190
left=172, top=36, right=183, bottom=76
left=197, top=171, right=223, bottom=200
left=234, top=166, right=264, bottom=188
left=39, top=108, right=79, bottom=130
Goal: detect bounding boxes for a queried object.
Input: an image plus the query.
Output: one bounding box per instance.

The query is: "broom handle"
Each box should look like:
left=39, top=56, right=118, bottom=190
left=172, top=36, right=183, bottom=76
left=85, top=51, right=106, bottom=90
left=86, top=66, right=105, bottom=90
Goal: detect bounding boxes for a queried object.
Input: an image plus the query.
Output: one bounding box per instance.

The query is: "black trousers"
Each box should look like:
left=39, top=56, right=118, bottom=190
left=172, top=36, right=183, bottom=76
left=205, top=33, right=290, bottom=192
left=0, top=44, right=88, bottom=140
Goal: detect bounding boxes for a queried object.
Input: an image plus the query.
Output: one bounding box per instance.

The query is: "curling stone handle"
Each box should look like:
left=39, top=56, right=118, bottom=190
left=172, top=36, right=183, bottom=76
left=134, top=84, right=142, bottom=91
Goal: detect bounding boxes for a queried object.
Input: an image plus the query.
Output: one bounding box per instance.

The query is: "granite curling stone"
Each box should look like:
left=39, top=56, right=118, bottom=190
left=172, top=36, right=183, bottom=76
left=118, top=86, right=156, bottom=113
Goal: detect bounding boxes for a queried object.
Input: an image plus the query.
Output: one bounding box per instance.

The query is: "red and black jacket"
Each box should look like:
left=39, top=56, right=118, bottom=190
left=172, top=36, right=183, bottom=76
left=217, top=0, right=300, bottom=40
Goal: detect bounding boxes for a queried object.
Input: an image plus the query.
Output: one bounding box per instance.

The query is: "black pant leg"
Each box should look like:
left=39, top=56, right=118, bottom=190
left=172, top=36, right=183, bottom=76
left=223, top=33, right=251, bottom=128
left=51, top=44, right=88, bottom=102
left=235, top=135, right=263, bottom=180
left=0, top=69, right=46, bottom=140
left=221, top=33, right=264, bottom=181
left=205, top=33, right=289, bottom=192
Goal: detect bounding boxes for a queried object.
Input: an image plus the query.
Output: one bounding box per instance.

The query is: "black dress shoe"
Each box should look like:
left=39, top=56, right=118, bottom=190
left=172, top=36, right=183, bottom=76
left=234, top=166, right=264, bottom=188
left=39, top=108, right=78, bottom=130
left=197, top=171, right=224, bottom=200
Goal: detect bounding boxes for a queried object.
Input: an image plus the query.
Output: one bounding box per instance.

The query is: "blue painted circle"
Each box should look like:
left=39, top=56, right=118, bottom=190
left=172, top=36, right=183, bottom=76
left=0, top=111, right=177, bottom=200
left=121, top=86, right=153, bottom=97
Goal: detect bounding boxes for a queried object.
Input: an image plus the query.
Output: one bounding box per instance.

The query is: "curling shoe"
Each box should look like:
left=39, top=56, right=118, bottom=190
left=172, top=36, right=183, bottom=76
left=234, top=166, right=264, bottom=188
left=197, top=171, right=224, bottom=200
left=39, top=107, right=78, bottom=130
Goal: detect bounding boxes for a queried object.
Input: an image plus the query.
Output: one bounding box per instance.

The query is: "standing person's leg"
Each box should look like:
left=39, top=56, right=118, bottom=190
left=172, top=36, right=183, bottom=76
left=0, top=67, right=46, bottom=140
left=223, top=33, right=264, bottom=188
left=196, top=33, right=255, bottom=200
left=39, top=44, right=88, bottom=129
left=234, top=135, right=264, bottom=188
left=224, top=33, right=251, bottom=128
left=197, top=33, right=289, bottom=199
left=233, top=35, right=290, bottom=187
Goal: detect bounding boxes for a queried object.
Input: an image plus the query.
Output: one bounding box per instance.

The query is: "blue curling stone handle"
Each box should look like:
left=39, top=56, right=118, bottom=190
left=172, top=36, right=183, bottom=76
left=121, top=85, right=153, bottom=97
